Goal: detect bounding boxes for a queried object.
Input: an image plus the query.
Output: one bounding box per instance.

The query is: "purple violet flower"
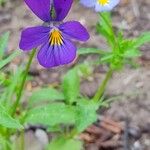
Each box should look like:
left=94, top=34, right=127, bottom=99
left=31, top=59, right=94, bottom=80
left=19, top=0, right=90, bottom=68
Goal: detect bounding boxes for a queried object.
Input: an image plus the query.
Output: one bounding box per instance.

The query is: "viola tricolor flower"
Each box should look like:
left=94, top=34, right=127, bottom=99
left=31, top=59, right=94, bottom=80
left=19, top=0, right=89, bottom=68
left=80, top=0, right=120, bottom=12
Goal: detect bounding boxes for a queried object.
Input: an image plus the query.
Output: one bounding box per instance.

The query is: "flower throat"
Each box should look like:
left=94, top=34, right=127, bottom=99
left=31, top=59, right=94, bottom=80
left=98, top=0, right=109, bottom=6
left=49, top=29, right=63, bottom=46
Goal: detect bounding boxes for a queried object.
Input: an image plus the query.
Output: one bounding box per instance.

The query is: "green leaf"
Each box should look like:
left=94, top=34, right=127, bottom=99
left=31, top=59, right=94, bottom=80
left=29, top=88, right=65, bottom=106
left=0, top=32, right=9, bottom=59
left=62, top=68, right=80, bottom=104
left=132, top=32, right=150, bottom=48
left=47, top=137, right=83, bottom=150
left=0, top=135, right=7, bottom=150
left=0, top=105, right=23, bottom=129
left=75, top=99, right=98, bottom=132
left=0, top=134, right=12, bottom=150
left=25, top=103, right=76, bottom=126
left=0, top=51, right=20, bottom=69
left=0, top=73, right=6, bottom=85
left=100, top=53, right=113, bottom=62
left=124, top=49, right=142, bottom=58
left=47, top=125, right=62, bottom=133
left=78, top=48, right=106, bottom=55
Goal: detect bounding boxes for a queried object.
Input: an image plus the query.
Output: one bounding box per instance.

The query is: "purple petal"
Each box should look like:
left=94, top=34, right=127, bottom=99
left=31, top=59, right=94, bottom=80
left=24, top=0, right=51, bottom=22
left=37, top=39, right=76, bottom=68
left=53, top=0, right=73, bottom=21
left=19, top=26, right=50, bottom=51
left=59, top=21, right=90, bottom=41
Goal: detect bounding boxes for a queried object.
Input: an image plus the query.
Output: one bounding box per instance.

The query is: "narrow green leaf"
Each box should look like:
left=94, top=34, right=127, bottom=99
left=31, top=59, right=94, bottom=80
left=25, top=103, right=76, bottom=126
left=78, top=48, right=106, bottom=55
left=124, top=49, right=142, bottom=58
left=0, top=51, right=20, bottom=69
left=0, top=32, right=9, bottom=59
left=100, top=53, right=113, bottom=62
left=62, top=68, right=80, bottom=104
left=132, top=32, right=150, bottom=48
left=0, top=105, right=23, bottom=129
left=47, top=137, right=83, bottom=150
left=29, top=88, right=65, bottom=106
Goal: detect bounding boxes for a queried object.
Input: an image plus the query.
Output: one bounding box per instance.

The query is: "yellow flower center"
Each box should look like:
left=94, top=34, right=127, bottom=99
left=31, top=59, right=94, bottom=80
left=49, top=29, right=63, bottom=46
left=98, top=0, right=109, bottom=6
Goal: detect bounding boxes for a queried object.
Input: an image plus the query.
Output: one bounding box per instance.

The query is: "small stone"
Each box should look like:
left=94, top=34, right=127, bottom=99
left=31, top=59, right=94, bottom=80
left=132, top=141, right=143, bottom=150
left=35, top=129, right=49, bottom=146
left=129, top=126, right=142, bottom=139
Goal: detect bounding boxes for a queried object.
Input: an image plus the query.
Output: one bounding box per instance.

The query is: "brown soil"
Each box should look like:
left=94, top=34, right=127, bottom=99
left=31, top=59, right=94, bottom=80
left=0, top=0, right=150, bottom=149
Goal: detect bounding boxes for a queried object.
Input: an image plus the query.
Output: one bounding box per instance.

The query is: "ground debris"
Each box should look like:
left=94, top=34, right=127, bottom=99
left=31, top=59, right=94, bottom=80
left=80, top=117, right=123, bottom=149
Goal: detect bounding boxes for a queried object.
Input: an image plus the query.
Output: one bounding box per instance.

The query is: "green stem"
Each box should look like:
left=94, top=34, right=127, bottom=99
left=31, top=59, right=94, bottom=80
left=93, top=68, right=113, bottom=102
left=4, top=139, right=10, bottom=150
left=20, top=130, right=25, bottom=150
left=11, top=49, right=36, bottom=116
left=99, top=13, right=120, bottom=51
left=99, top=13, right=113, bottom=31
left=99, top=13, right=115, bottom=40
left=68, top=129, right=78, bottom=138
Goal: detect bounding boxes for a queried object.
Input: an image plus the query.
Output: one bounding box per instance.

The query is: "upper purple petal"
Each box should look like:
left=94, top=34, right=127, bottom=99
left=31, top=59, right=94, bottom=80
left=37, top=39, right=76, bottom=68
left=59, top=21, right=90, bottom=41
left=19, top=26, right=50, bottom=51
left=53, top=0, right=73, bottom=21
left=24, top=0, right=51, bottom=22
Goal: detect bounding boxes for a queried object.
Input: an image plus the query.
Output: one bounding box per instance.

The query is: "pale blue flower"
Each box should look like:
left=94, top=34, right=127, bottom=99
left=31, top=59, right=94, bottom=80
left=80, top=0, right=120, bottom=12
